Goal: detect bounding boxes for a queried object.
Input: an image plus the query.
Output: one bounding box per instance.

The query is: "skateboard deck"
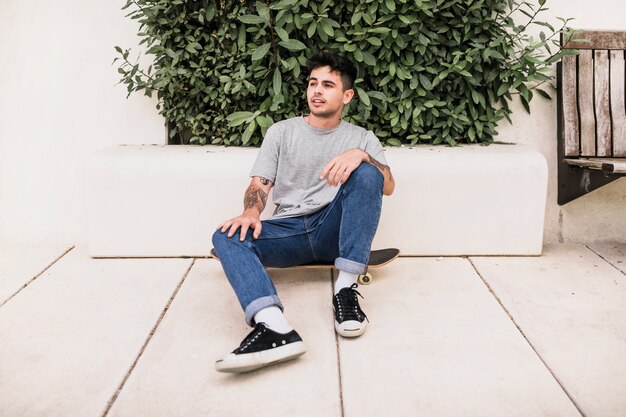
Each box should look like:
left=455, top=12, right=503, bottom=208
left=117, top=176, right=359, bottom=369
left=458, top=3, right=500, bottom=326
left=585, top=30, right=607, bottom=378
left=210, top=248, right=399, bottom=285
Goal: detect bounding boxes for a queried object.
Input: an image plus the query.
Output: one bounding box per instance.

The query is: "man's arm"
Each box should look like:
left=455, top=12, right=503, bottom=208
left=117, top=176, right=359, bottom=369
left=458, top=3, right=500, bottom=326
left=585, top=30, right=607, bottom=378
left=320, top=148, right=395, bottom=196
left=243, top=177, right=273, bottom=216
left=217, top=176, right=274, bottom=241
left=362, top=152, right=395, bottom=196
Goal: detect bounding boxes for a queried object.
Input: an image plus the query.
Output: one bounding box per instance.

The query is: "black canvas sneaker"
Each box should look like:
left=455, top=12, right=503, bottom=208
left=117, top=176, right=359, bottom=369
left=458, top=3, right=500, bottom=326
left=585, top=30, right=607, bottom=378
left=215, top=323, right=306, bottom=373
left=333, top=283, right=369, bottom=337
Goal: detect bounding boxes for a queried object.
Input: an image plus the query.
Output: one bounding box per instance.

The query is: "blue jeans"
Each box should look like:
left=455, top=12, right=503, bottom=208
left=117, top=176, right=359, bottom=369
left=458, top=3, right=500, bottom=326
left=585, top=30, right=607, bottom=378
left=212, top=163, right=384, bottom=326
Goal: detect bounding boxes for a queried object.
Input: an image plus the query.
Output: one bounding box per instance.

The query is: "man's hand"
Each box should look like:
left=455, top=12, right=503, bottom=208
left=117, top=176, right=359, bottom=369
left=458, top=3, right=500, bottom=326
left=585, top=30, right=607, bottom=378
left=215, top=176, right=273, bottom=241
left=216, top=209, right=263, bottom=242
left=320, top=148, right=366, bottom=186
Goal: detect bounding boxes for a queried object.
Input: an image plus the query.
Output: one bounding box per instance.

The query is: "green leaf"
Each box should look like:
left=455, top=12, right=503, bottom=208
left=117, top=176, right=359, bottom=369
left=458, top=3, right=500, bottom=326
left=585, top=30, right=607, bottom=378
left=237, top=26, right=247, bottom=50
left=319, top=19, right=335, bottom=37
left=251, top=43, right=272, bottom=61
left=536, top=88, right=552, bottom=100
left=533, top=21, right=554, bottom=32
left=354, top=49, right=364, bottom=62
left=206, top=4, right=216, bottom=21
left=520, top=95, right=531, bottom=114
left=370, top=91, right=388, bottom=102
left=356, top=87, right=371, bottom=107
left=241, top=121, right=257, bottom=145
left=524, top=56, right=544, bottom=65
left=307, top=21, right=317, bottom=38
left=275, top=26, right=290, bottom=43
left=227, top=111, right=255, bottom=127
left=256, top=115, right=272, bottom=129
left=238, top=15, right=267, bottom=25
left=362, top=51, right=376, bottom=66
left=278, top=39, right=306, bottom=51
left=255, top=1, right=270, bottom=20
left=272, top=69, right=282, bottom=95
left=471, top=90, right=481, bottom=105
left=468, top=127, right=476, bottom=141
left=519, top=83, right=531, bottom=102
left=369, top=27, right=391, bottom=35
left=185, top=42, right=200, bottom=53
left=497, top=83, right=509, bottom=96
left=362, top=12, right=374, bottom=25
left=269, top=0, right=298, bottom=10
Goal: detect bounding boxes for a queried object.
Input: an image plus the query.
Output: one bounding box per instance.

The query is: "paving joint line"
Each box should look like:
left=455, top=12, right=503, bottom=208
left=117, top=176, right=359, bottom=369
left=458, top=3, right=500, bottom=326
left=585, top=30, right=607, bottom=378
left=466, top=257, right=586, bottom=417
left=101, top=258, right=196, bottom=417
left=0, top=245, right=75, bottom=308
left=584, top=244, right=626, bottom=277
left=330, top=269, right=346, bottom=417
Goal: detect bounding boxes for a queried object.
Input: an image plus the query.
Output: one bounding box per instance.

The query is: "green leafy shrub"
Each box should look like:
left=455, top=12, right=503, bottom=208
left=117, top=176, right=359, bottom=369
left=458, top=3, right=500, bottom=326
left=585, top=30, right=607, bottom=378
left=115, top=0, right=576, bottom=146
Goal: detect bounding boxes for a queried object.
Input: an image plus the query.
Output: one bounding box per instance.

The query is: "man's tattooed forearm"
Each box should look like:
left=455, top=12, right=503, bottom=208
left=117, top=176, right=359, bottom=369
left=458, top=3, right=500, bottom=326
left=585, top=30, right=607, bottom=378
left=244, top=186, right=267, bottom=211
left=257, top=188, right=267, bottom=207
left=367, top=155, right=387, bottom=171
left=244, top=188, right=257, bottom=209
left=365, top=153, right=392, bottom=178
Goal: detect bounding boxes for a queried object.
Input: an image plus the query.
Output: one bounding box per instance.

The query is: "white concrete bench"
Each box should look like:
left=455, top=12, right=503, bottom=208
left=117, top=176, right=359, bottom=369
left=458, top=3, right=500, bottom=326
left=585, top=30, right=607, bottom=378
left=85, top=144, right=547, bottom=257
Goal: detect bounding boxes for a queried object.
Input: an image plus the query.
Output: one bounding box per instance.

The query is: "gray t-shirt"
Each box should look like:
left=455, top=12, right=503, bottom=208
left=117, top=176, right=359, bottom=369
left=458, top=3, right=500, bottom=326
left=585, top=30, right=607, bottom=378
left=250, top=116, right=388, bottom=219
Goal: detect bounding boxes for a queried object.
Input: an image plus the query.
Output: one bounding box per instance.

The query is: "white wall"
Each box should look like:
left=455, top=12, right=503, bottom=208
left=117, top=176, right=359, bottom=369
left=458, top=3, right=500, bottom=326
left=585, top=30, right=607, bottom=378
left=0, top=0, right=624, bottom=246
left=0, top=1, right=165, bottom=244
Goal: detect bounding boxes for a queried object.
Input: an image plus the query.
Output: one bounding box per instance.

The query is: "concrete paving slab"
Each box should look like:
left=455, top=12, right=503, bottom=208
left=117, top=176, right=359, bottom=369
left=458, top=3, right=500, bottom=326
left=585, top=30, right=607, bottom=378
left=108, top=259, right=341, bottom=417
left=471, top=244, right=626, bottom=417
left=338, top=258, right=580, bottom=417
left=587, top=242, right=626, bottom=275
left=0, top=243, right=73, bottom=305
left=0, top=248, right=192, bottom=417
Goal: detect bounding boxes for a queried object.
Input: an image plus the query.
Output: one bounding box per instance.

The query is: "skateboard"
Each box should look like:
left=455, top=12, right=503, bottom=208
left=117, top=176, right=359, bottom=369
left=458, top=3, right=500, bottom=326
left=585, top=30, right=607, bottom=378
left=210, top=248, right=399, bottom=285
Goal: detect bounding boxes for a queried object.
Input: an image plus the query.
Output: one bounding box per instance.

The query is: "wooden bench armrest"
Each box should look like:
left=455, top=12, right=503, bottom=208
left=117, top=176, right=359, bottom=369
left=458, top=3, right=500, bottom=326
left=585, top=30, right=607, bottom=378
left=564, top=158, right=626, bottom=174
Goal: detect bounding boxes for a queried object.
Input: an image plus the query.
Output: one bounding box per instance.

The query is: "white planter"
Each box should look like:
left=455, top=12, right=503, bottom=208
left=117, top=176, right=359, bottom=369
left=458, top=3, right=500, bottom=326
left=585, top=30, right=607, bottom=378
left=85, top=144, right=547, bottom=257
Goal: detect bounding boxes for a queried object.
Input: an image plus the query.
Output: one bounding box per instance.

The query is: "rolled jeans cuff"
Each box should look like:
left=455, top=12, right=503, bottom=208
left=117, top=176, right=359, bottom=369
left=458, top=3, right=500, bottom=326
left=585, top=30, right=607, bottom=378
left=335, top=257, right=367, bottom=275
left=244, top=295, right=284, bottom=327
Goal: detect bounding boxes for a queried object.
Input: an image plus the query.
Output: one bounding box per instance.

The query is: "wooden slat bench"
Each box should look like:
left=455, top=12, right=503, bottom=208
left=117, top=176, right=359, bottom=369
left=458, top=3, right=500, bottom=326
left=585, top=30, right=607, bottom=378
left=557, top=30, right=626, bottom=204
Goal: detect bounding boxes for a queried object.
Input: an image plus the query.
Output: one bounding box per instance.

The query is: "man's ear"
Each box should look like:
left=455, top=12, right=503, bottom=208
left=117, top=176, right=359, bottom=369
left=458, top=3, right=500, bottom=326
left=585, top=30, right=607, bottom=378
left=342, top=88, right=355, bottom=105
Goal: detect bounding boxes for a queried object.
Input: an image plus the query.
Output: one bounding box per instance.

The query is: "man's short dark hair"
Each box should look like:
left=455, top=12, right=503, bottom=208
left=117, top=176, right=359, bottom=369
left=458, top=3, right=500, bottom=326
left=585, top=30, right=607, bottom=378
left=306, top=52, right=357, bottom=91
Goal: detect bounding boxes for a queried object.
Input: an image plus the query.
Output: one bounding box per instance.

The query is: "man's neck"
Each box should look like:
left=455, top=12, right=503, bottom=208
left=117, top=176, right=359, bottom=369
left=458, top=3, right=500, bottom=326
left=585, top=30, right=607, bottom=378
left=305, top=114, right=342, bottom=129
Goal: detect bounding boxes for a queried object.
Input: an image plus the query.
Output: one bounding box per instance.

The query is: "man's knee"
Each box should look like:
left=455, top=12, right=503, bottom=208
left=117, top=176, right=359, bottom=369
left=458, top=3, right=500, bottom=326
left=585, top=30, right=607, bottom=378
left=348, top=163, right=384, bottom=189
left=212, top=228, right=252, bottom=251
left=212, top=228, right=234, bottom=251
left=212, top=229, right=224, bottom=248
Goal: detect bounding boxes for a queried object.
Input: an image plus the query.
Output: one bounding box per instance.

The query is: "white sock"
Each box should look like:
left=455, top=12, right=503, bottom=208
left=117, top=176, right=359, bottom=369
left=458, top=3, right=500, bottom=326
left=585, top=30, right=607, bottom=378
left=253, top=306, right=293, bottom=334
left=334, top=270, right=359, bottom=294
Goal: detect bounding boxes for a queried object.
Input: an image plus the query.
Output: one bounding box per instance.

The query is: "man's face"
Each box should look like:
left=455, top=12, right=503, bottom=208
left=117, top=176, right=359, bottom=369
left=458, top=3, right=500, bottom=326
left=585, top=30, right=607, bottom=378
left=306, top=66, right=354, bottom=119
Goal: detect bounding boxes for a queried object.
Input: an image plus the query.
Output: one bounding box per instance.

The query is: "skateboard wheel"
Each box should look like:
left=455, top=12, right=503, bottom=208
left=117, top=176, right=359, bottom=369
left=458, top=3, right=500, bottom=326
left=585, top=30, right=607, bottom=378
left=358, top=272, right=372, bottom=285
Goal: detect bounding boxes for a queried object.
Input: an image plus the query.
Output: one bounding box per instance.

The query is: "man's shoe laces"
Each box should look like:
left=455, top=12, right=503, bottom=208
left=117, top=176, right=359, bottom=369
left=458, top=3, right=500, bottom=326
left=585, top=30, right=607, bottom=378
left=234, top=323, right=267, bottom=353
left=334, top=283, right=369, bottom=322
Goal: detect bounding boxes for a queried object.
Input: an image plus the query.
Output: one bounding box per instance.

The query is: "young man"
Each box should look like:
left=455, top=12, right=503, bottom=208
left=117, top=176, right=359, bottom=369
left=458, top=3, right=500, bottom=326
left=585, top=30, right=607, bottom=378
left=212, top=52, right=395, bottom=373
